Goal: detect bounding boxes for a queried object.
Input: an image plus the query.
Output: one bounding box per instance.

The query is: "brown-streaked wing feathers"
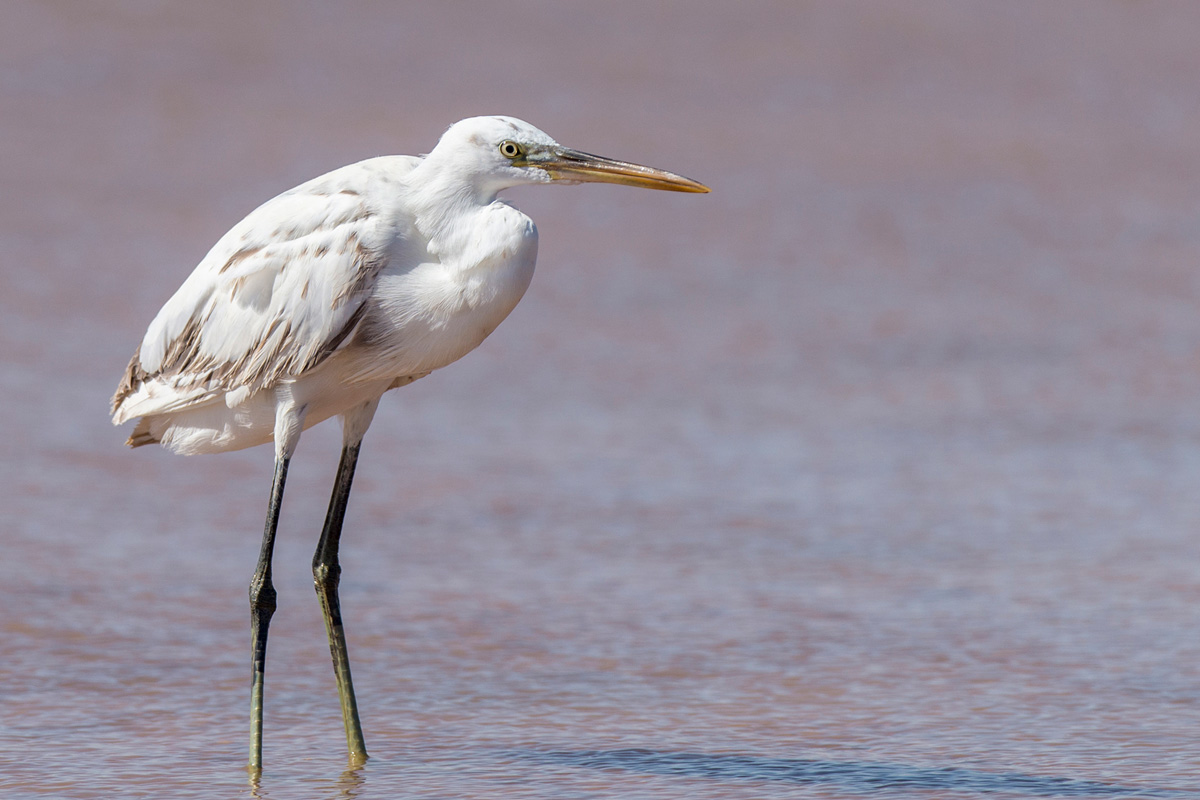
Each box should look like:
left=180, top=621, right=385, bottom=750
left=111, top=178, right=395, bottom=421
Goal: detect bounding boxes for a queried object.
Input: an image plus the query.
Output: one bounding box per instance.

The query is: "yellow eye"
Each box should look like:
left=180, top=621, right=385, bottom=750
left=499, top=140, right=524, bottom=159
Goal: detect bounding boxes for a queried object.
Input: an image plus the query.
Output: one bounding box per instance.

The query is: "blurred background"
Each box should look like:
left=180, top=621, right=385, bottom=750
left=3, top=2, right=1200, bottom=798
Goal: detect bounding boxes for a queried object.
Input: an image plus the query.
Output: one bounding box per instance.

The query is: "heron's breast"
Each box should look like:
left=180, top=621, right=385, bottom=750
left=358, top=207, right=538, bottom=376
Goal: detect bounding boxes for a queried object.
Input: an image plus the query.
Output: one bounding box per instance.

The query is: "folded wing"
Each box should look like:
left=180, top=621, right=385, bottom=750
left=112, top=170, right=403, bottom=424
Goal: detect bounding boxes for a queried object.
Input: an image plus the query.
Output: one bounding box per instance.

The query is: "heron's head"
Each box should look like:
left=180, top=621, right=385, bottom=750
left=426, top=116, right=710, bottom=199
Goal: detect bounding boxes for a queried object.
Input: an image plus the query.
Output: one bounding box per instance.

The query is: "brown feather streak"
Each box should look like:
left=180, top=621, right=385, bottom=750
left=113, top=202, right=382, bottom=416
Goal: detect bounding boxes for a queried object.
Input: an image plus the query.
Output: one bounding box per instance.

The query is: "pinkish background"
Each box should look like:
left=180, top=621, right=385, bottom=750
left=3, top=2, right=1200, bottom=798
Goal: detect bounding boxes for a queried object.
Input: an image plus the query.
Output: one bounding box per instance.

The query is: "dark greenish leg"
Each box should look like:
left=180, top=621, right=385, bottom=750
left=249, top=454, right=289, bottom=770
left=313, top=441, right=368, bottom=763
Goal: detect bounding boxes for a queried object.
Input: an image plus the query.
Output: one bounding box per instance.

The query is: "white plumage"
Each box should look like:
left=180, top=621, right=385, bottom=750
left=113, top=125, right=535, bottom=454
left=110, top=115, right=708, bottom=768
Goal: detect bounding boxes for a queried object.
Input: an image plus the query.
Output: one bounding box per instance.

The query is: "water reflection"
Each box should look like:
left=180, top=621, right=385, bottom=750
left=519, top=749, right=1197, bottom=798
left=249, top=761, right=367, bottom=800
left=332, top=763, right=367, bottom=800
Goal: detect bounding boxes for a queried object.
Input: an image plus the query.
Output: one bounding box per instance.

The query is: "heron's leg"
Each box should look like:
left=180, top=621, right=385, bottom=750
left=313, top=442, right=367, bottom=760
left=313, top=398, right=379, bottom=763
left=248, top=392, right=306, bottom=771
left=249, top=454, right=289, bottom=770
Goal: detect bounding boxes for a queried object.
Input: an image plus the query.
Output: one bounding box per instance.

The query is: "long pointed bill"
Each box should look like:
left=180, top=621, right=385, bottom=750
left=537, top=147, right=710, bottom=193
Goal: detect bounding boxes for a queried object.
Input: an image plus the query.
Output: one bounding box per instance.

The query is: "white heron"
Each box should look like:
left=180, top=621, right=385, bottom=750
left=110, top=115, right=708, bottom=769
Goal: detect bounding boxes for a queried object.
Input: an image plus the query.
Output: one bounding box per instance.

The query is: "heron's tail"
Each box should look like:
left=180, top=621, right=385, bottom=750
left=125, top=418, right=159, bottom=448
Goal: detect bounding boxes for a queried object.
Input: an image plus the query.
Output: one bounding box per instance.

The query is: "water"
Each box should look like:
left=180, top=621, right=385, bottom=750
left=3, top=1, right=1200, bottom=797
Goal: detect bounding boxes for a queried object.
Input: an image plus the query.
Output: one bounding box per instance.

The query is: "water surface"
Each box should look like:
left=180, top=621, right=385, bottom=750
left=3, top=2, right=1200, bottom=798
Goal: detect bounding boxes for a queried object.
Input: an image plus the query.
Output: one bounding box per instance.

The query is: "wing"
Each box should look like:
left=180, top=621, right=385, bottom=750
left=112, top=157, right=418, bottom=423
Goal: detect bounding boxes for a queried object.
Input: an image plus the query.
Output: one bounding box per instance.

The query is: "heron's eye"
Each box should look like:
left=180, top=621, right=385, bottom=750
left=499, top=140, right=524, bottom=160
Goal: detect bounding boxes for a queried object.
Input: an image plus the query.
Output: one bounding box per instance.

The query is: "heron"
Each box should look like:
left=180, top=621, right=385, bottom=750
left=110, top=115, right=709, bottom=769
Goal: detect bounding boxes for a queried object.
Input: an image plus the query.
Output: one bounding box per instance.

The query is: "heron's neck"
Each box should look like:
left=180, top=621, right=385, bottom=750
left=406, top=162, right=503, bottom=254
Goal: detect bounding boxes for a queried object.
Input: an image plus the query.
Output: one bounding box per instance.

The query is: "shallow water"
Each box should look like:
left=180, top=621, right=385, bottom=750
left=4, top=1, right=1200, bottom=797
